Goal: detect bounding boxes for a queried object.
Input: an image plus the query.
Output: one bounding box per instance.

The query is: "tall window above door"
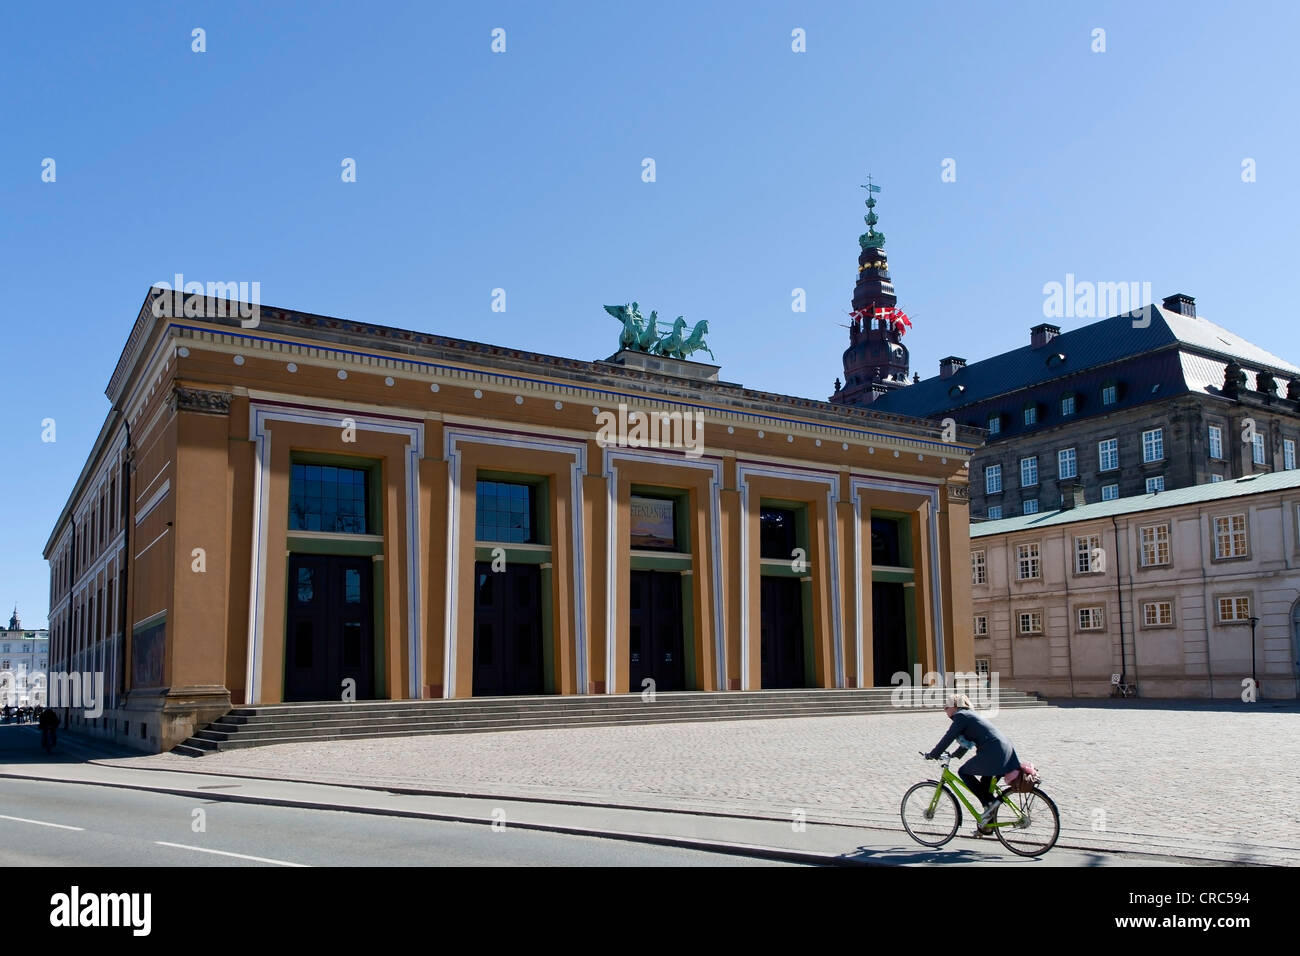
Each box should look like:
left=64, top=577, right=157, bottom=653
left=476, top=480, right=538, bottom=544
left=871, top=516, right=906, bottom=567
left=760, top=507, right=798, bottom=561
left=290, top=464, right=370, bottom=534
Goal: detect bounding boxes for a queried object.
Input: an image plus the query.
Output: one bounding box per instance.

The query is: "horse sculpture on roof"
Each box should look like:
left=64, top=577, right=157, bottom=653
left=604, top=303, right=713, bottom=362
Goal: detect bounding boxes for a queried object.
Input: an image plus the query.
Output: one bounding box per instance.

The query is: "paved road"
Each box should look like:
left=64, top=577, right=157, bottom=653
left=112, top=701, right=1299, bottom=865
left=0, top=775, right=795, bottom=867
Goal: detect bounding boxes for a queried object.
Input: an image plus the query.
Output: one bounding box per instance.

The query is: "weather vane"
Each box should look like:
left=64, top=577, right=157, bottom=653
left=859, top=174, right=884, bottom=249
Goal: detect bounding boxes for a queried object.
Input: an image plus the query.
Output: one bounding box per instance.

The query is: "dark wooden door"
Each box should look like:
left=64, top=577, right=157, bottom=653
left=472, top=562, right=544, bottom=696
left=872, top=581, right=909, bottom=686
left=761, top=575, right=806, bottom=688
left=628, top=570, right=685, bottom=692
left=285, top=555, right=374, bottom=702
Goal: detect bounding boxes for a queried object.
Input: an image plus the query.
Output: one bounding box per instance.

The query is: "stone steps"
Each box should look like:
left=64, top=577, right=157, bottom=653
left=172, top=688, right=1049, bottom=756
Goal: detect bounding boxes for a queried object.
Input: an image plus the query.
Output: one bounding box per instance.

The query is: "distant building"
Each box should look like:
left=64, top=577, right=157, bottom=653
left=970, top=472, right=1300, bottom=699
left=859, top=296, right=1300, bottom=519
left=1, top=608, right=50, bottom=707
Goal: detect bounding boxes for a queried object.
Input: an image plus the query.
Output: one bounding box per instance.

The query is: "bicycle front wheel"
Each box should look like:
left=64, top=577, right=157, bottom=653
left=993, top=787, right=1060, bottom=856
left=900, top=780, right=961, bottom=847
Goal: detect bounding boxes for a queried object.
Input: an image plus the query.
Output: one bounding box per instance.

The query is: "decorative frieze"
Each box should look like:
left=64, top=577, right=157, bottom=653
left=171, top=386, right=233, bottom=415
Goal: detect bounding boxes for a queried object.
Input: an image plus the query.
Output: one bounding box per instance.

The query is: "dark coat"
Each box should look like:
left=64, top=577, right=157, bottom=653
left=38, top=709, right=59, bottom=730
left=927, top=708, right=1019, bottom=777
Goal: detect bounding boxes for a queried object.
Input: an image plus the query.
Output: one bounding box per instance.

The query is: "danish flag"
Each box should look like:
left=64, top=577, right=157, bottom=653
left=874, top=306, right=913, bottom=335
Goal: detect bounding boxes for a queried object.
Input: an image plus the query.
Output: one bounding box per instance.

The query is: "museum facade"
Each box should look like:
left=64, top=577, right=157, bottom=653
left=45, top=288, right=978, bottom=752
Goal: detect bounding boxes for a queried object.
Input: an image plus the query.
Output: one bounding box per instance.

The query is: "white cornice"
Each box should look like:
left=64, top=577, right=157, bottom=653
left=174, top=327, right=975, bottom=462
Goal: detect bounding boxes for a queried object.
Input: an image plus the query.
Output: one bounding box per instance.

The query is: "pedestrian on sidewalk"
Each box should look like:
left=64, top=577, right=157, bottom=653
left=39, top=706, right=59, bottom=753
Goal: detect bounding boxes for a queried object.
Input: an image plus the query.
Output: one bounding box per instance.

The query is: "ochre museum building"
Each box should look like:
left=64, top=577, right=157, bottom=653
left=45, top=288, right=979, bottom=752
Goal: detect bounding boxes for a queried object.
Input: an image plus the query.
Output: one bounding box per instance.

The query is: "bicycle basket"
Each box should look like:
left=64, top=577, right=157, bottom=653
left=1005, top=762, right=1040, bottom=793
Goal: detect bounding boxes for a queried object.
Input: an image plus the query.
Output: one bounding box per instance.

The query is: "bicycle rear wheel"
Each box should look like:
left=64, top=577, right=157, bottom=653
left=993, top=786, right=1059, bottom=856
left=900, top=781, right=961, bottom=847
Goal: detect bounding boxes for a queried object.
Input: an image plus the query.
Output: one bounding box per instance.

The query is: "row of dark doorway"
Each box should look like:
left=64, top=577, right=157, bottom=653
left=284, top=556, right=911, bottom=701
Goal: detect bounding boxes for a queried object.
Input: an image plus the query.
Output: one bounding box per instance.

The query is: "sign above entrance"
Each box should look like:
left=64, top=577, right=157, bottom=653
left=630, top=496, right=676, bottom=550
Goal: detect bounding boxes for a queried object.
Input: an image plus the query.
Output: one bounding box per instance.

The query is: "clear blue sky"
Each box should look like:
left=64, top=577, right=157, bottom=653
left=4, top=1, right=1298, bottom=627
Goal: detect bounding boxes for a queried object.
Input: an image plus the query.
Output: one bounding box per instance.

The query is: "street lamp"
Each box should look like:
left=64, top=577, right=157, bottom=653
left=1248, top=616, right=1260, bottom=697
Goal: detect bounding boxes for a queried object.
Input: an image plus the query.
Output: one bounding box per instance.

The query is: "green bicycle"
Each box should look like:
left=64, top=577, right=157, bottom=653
left=900, top=751, right=1060, bottom=856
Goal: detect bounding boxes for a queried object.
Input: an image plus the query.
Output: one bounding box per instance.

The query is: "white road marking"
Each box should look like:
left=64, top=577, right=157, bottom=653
left=154, top=841, right=308, bottom=866
left=0, top=814, right=85, bottom=831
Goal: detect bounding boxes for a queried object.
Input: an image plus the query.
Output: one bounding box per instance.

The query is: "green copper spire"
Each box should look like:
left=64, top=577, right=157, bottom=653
left=859, top=175, right=885, bottom=250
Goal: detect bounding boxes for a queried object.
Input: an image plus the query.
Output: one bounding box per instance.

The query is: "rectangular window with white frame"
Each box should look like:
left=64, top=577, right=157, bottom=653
left=1253, top=432, right=1265, bottom=465
left=1020, top=456, right=1038, bottom=487
left=1101, top=484, right=1119, bottom=501
left=1139, top=523, right=1170, bottom=567
left=974, top=615, right=988, bottom=636
left=971, top=549, right=986, bottom=585
left=1286, top=439, right=1296, bottom=470
left=1075, top=534, right=1102, bottom=573
left=1217, top=595, right=1251, bottom=622
left=1210, top=474, right=1223, bottom=483
left=1076, top=606, right=1105, bottom=631
left=1213, top=514, right=1248, bottom=559
left=1058, top=447, right=1077, bottom=480
left=1099, top=438, right=1118, bottom=471
left=1142, top=428, right=1164, bottom=463
left=1023, top=499, right=1038, bottom=515
left=1018, top=610, right=1043, bottom=635
left=987, top=505, right=1003, bottom=519
left=1016, top=542, right=1041, bottom=580
left=1142, top=601, right=1173, bottom=627
left=985, top=464, right=1002, bottom=495
left=1145, top=475, right=1165, bottom=493
left=975, top=658, right=991, bottom=678
left=1208, top=425, right=1223, bottom=460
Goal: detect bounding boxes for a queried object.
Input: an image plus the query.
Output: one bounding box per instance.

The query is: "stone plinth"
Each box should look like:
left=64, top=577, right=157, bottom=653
left=603, top=349, right=721, bottom=383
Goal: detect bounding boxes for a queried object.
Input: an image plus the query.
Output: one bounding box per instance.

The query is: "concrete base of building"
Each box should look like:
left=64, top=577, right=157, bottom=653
left=1000, top=676, right=1297, bottom=700
left=58, top=684, right=232, bottom=753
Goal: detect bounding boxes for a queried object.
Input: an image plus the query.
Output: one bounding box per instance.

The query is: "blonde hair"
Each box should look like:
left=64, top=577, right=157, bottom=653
left=946, top=693, right=972, bottom=710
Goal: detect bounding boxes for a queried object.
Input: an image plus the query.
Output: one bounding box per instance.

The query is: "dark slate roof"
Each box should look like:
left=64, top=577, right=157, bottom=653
left=869, top=305, right=1299, bottom=419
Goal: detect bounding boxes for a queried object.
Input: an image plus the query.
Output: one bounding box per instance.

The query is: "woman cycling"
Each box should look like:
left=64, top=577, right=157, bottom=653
left=926, top=693, right=1021, bottom=833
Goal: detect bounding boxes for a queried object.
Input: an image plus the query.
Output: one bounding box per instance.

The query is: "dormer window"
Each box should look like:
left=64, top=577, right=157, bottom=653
left=1101, top=381, right=1119, bottom=406
left=987, top=414, right=1002, bottom=435
left=1061, top=393, right=1076, bottom=416
left=1023, top=403, right=1038, bottom=426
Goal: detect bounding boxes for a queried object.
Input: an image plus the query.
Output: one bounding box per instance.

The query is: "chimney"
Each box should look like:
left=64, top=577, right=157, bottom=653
left=1030, top=323, right=1060, bottom=349
left=1161, top=293, right=1196, bottom=317
left=939, top=356, right=967, bottom=379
